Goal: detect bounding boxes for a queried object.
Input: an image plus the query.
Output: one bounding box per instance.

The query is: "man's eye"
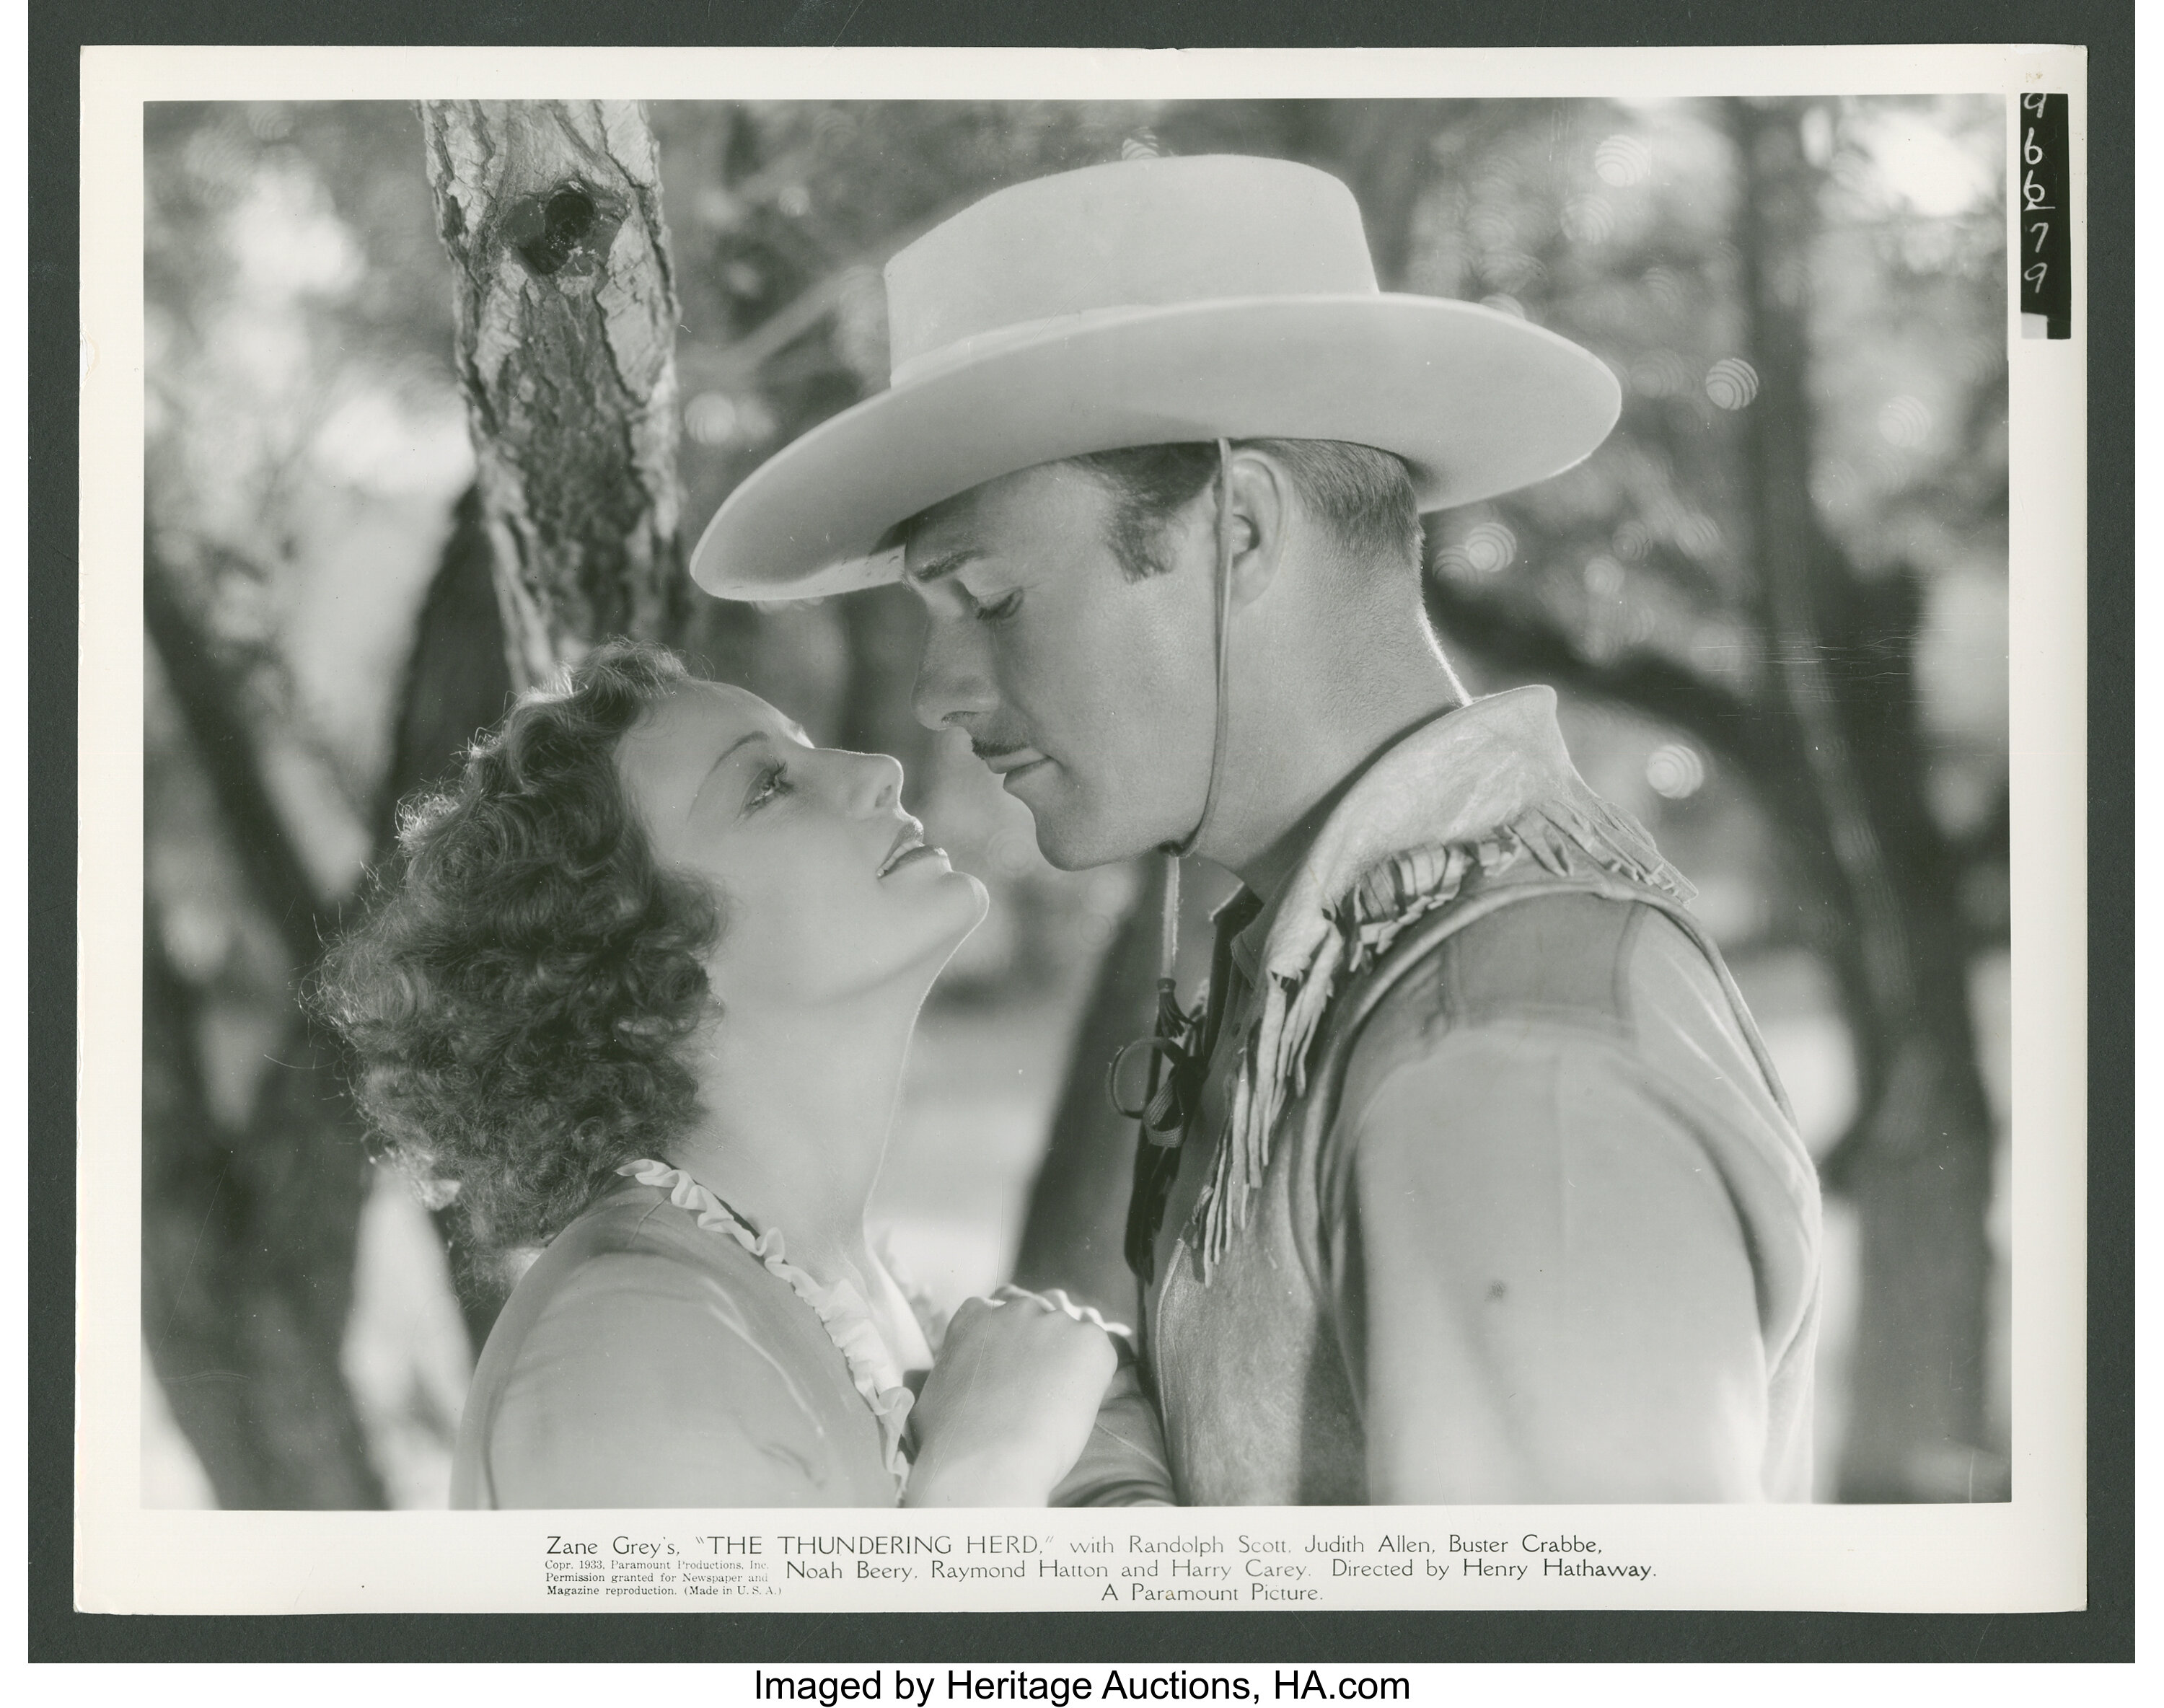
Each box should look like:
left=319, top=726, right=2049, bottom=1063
left=745, top=760, right=791, bottom=811
left=974, top=589, right=1023, bottom=624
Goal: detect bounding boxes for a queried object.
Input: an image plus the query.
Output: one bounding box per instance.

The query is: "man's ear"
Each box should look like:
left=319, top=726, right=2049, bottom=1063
left=1223, top=447, right=1290, bottom=609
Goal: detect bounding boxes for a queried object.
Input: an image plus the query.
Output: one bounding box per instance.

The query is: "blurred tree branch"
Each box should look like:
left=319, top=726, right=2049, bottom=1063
left=687, top=261, right=870, bottom=391
left=1425, top=575, right=1770, bottom=775
left=679, top=188, right=980, bottom=396
left=143, top=544, right=327, bottom=963
left=1948, top=779, right=2009, bottom=871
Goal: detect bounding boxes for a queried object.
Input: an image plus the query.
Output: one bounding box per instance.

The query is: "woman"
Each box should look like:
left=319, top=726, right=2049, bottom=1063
left=317, top=640, right=1165, bottom=1507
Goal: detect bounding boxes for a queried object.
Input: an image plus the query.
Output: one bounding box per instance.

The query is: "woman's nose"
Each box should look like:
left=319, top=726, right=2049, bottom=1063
left=847, top=749, right=905, bottom=814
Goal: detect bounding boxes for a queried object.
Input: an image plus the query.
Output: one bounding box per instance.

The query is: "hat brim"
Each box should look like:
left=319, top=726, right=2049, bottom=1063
left=690, top=294, right=1620, bottom=600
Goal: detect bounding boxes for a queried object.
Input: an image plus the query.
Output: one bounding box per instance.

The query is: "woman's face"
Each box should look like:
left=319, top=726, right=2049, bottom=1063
left=617, top=682, right=987, bottom=1011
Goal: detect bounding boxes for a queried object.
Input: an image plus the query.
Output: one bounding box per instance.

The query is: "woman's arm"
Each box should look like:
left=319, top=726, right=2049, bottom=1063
left=903, top=1294, right=1120, bottom=1507
left=1047, top=1361, right=1176, bottom=1507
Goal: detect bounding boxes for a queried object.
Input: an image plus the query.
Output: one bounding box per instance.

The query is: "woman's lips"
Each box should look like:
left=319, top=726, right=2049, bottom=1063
left=876, top=820, right=925, bottom=876
left=879, top=842, right=949, bottom=876
left=878, top=819, right=953, bottom=878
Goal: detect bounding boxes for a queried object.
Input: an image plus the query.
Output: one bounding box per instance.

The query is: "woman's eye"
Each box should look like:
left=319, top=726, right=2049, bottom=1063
left=974, top=589, right=1023, bottom=624
left=745, top=761, right=791, bottom=811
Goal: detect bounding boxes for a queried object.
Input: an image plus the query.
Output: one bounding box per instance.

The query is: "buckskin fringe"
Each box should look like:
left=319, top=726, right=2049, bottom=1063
left=1189, top=799, right=1694, bottom=1277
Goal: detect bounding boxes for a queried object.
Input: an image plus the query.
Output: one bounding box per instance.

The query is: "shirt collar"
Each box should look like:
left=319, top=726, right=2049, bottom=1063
left=1219, top=686, right=1587, bottom=988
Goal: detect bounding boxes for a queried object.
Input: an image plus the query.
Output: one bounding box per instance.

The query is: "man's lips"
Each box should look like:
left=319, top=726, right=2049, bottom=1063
left=975, top=744, right=1051, bottom=780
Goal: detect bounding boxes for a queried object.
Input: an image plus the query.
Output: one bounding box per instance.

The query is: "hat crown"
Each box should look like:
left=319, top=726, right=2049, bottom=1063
left=884, top=155, right=1379, bottom=379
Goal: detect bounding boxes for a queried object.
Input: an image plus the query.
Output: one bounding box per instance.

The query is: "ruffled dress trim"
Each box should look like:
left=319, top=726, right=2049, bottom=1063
left=615, top=1158, right=915, bottom=1494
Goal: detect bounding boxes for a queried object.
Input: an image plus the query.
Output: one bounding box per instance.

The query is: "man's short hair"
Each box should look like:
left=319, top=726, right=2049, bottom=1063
left=1067, top=439, right=1424, bottom=581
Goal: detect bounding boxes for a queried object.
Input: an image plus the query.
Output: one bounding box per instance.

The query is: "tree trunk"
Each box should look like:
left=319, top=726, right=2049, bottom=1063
left=370, top=486, right=520, bottom=1354
left=1821, top=569, right=2002, bottom=1499
left=142, top=921, right=387, bottom=1509
left=1326, top=101, right=1452, bottom=286
left=1729, top=97, right=2000, bottom=1501
left=834, top=582, right=937, bottom=794
left=1009, top=858, right=1168, bottom=1324
left=143, top=566, right=387, bottom=1508
left=421, top=100, right=687, bottom=677
left=371, top=488, right=514, bottom=850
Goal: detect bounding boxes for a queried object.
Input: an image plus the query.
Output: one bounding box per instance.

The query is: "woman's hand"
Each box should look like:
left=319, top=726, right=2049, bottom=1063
left=902, top=1288, right=1120, bottom=1507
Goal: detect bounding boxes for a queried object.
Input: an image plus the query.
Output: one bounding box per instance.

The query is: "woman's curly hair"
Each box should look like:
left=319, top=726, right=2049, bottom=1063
left=312, top=638, right=721, bottom=1256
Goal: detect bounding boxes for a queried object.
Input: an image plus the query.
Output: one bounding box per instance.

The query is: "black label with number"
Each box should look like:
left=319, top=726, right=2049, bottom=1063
left=2020, top=92, right=2070, bottom=338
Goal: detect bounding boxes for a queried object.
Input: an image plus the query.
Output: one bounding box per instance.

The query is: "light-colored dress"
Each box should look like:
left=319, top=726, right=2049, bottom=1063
left=452, top=1159, right=1171, bottom=1508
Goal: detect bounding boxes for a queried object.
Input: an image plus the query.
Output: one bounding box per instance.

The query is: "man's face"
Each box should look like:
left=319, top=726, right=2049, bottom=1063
left=905, top=461, right=1217, bottom=870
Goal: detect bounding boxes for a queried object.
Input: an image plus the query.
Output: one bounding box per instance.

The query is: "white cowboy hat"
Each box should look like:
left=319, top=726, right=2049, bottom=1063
left=690, top=153, right=1620, bottom=602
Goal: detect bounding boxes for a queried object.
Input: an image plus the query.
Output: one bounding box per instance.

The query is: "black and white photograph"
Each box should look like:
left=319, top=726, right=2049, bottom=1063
left=69, top=40, right=2094, bottom=1619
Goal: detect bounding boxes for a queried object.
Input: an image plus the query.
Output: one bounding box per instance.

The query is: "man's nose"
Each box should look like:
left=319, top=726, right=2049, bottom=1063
left=911, top=621, right=998, bottom=733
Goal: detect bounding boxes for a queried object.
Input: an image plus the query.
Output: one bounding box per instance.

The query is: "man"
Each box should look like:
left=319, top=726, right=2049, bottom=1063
left=692, top=153, right=1821, bottom=1503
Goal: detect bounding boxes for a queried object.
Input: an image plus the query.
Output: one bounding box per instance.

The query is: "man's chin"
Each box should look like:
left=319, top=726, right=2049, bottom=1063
left=1025, top=804, right=1180, bottom=873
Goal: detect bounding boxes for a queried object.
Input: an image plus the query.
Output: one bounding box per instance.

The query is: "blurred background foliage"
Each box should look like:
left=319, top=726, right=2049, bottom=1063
left=141, top=96, right=2008, bottom=1511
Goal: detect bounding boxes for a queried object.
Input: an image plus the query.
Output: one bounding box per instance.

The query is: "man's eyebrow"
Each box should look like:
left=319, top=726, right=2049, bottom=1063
left=905, top=547, right=981, bottom=586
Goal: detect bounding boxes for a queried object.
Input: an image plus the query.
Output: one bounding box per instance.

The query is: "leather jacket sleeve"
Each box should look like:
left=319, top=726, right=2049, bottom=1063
left=1325, top=905, right=1819, bottom=1504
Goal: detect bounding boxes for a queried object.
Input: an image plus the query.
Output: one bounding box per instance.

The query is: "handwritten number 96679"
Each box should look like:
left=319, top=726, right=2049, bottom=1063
left=2020, top=94, right=2058, bottom=299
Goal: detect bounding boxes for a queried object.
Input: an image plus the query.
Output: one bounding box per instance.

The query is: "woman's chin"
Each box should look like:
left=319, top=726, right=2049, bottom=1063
left=922, top=876, right=990, bottom=967
left=915, top=862, right=990, bottom=923
left=897, top=871, right=990, bottom=975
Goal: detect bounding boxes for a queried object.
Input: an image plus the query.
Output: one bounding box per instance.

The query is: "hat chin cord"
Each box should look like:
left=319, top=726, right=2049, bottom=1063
left=1153, top=438, right=1238, bottom=998
left=1104, top=439, right=1236, bottom=1145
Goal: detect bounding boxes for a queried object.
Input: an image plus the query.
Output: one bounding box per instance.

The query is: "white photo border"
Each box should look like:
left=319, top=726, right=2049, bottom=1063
left=76, top=40, right=2089, bottom=1619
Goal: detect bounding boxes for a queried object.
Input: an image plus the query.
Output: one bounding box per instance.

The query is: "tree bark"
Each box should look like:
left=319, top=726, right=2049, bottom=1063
left=421, top=100, right=687, bottom=678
